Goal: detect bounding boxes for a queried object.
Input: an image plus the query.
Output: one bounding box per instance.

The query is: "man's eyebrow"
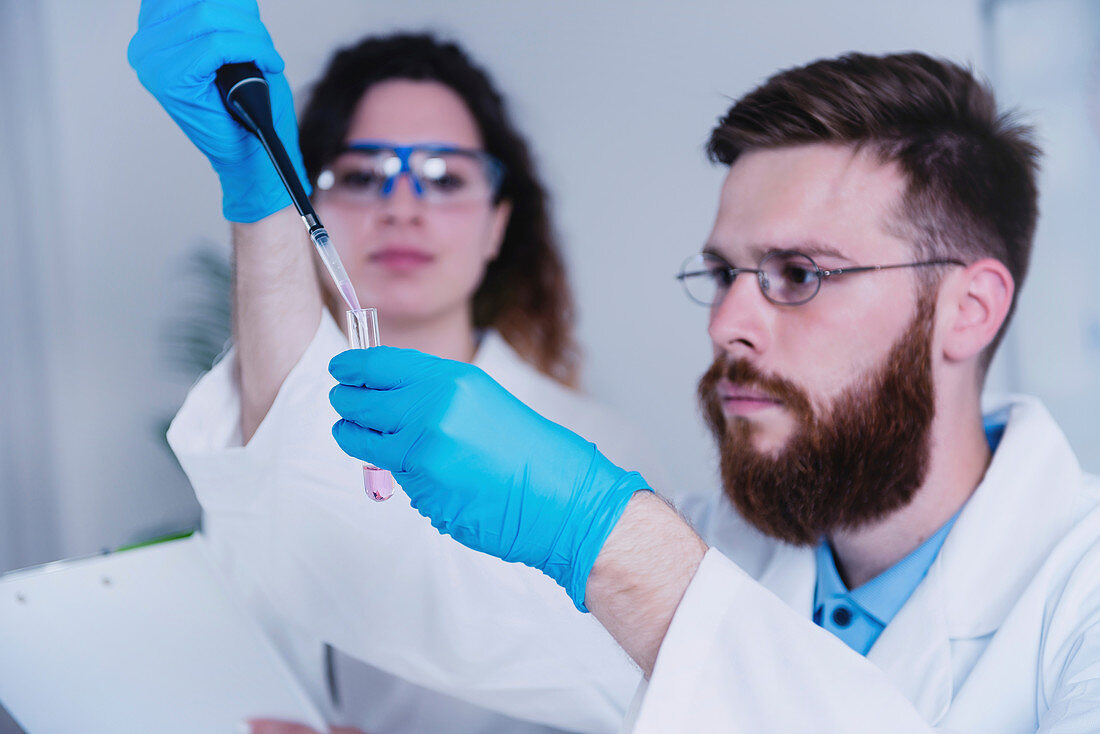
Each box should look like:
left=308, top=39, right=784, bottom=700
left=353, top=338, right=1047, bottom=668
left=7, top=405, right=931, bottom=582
left=702, top=241, right=852, bottom=263
left=788, top=241, right=852, bottom=261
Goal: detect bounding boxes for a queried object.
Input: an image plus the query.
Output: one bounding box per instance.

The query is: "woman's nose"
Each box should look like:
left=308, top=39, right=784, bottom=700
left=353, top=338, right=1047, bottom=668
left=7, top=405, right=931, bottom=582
left=378, top=174, right=425, bottom=222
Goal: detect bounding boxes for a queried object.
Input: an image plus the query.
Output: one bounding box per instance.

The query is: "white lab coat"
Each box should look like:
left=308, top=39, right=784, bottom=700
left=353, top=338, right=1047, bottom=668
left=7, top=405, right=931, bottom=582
left=171, top=308, right=1100, bottom=733
left=168, top=311, right=654, bottom=733
left=625, top=395, right=1100, bottom=733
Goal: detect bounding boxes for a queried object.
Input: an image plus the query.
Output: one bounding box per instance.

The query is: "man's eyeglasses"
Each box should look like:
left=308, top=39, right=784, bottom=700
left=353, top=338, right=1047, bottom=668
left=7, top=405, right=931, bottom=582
left=315, top=140, right=506, bottom=205
left=676, top=250, right=966, bottom=307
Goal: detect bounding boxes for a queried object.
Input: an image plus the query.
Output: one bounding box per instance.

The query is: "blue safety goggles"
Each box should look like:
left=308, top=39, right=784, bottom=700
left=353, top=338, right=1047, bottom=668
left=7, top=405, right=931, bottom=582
left=315, top=140, right=506, bottom=204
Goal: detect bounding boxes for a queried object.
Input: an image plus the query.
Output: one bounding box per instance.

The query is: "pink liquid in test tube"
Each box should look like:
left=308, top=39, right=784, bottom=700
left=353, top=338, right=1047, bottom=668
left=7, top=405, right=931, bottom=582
left=347, top=307, right=395, bottom=502
left=363, top=465, right=393, bottom=502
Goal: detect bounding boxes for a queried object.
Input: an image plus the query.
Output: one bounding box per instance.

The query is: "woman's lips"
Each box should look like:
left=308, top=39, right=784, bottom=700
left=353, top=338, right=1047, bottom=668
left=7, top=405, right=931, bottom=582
left=370, top=247, right=434, bottom=270
left=717, top=379, right=782, bottom=415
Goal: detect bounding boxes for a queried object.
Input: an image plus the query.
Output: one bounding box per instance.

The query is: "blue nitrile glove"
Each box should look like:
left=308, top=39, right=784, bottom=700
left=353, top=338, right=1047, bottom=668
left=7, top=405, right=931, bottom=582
left=328, top=347, right=653, bottom=612
left=127, top=0, right=307, bottom=222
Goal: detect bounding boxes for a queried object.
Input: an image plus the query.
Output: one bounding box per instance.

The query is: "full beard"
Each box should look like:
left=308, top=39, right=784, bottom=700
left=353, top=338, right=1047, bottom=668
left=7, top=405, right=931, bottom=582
left=697, top=296, right=937, bottom=546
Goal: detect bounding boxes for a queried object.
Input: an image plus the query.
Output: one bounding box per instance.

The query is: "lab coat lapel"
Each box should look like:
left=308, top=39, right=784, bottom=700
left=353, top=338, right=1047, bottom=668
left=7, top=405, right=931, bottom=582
left=936, top=397, right=1080, bottom=639
left=756, top=542, right=816, bottom=619
left=865, top=562, right=953, bottom=723
left=867, top=397, right=1080, bottom=724
left=754, top=536, right=955, bottom=721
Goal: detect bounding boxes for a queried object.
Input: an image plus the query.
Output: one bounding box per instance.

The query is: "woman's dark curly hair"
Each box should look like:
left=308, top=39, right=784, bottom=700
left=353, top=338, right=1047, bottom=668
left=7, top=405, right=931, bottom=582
left=299, top=33, right=579, bottom=386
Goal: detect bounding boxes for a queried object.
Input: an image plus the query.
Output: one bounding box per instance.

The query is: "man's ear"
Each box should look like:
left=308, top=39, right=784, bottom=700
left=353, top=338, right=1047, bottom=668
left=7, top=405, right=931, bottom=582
left=939, top=257, right=1015, bottom=363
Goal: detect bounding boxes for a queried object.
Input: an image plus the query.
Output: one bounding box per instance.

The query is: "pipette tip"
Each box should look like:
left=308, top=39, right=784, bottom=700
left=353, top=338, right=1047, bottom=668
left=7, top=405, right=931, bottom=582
left=339, top=280, right=362, bottom=311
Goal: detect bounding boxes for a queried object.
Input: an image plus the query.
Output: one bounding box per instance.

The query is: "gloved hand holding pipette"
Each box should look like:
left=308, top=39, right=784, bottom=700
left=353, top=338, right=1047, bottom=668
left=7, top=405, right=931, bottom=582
left=329, top=347, right=653, bottom=612
left=127, top=0, right=306, bottom=223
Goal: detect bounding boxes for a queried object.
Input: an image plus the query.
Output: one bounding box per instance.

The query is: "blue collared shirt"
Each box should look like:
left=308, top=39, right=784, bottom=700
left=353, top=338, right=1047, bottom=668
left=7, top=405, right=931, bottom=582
left=812, top=413, right=1007, bottom=655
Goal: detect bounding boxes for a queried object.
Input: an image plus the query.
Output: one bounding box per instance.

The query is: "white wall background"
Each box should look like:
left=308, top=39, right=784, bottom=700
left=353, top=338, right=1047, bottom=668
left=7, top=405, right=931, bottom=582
left=986, top=0, right=1100, bottom=474
left=6, top=0, right=1092, bottom=574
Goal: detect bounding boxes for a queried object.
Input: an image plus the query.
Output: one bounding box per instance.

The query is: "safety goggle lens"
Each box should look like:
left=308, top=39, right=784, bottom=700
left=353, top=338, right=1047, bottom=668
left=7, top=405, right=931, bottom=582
left=316, top=146, right=502, bottom=204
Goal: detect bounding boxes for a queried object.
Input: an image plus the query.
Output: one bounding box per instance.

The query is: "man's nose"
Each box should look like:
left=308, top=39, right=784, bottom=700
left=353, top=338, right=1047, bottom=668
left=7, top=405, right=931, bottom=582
left=708, top=273, right=772, bottom=357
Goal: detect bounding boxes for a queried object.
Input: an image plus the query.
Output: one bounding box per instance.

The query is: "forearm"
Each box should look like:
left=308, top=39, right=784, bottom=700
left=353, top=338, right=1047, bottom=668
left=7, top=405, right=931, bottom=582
left=233, top=205, right=324, bottom=442
left=585, top=491, right=708, bottom=676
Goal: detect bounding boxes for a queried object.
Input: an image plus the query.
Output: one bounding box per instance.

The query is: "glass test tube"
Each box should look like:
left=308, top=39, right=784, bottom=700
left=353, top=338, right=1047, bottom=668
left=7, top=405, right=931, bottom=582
left=347, top=308, right=396, bottom=502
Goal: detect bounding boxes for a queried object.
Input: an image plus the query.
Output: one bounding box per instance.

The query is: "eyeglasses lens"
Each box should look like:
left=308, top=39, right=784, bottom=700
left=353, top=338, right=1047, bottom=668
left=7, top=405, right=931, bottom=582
left=760, top=251, right=820, bottom=305
left=678, top=251, right=822, bottom=306
left=679, top=253, right=727, bottom=305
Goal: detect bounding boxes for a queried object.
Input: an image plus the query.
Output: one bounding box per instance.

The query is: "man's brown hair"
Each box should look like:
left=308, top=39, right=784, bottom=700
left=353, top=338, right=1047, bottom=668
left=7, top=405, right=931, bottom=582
left=707, top=52, right=1040, bottom=369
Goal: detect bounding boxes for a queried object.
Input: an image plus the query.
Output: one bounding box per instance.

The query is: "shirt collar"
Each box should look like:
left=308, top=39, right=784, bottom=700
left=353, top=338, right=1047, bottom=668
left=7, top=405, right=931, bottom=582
left=829, top=516, right=957, bottom=625
left=813, top=414, right=1005, bottom=629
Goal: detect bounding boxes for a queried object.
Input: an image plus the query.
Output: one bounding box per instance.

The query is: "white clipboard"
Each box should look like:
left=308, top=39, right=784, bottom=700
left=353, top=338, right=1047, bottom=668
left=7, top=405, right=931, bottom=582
left=0, top=535, right=327, bottom=733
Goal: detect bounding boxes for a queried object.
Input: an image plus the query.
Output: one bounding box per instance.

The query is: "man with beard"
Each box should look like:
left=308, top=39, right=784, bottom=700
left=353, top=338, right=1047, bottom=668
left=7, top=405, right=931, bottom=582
left=329, top=52, right=1100, bottom=731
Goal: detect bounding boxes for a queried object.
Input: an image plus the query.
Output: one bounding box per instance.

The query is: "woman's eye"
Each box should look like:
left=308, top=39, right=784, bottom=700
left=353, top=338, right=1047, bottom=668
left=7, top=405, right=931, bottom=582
left=427, top=173, right=466, bottom=191
left=340, top=170, right=383, bottom=189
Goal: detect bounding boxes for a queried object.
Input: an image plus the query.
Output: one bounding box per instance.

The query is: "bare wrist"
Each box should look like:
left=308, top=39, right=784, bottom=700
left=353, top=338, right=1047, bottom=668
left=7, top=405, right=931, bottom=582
left=586, top=491, right=708, bottom=676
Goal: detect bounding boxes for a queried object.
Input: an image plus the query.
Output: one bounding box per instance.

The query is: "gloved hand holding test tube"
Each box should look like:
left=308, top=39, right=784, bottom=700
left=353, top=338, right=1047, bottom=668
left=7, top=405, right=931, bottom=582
left=347, top=308, right=396, bottom=501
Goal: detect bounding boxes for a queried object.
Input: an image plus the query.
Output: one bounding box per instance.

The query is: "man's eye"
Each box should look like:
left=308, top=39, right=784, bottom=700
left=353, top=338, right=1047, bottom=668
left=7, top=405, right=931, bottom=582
left=780, top=264, right=816, bottom=285
left=712, top=267, right=735, bottom=287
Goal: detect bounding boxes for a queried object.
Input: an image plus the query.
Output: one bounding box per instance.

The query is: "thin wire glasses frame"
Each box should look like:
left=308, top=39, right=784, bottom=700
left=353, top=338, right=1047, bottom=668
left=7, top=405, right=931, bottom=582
left=676, top=250, right=966, bottom=306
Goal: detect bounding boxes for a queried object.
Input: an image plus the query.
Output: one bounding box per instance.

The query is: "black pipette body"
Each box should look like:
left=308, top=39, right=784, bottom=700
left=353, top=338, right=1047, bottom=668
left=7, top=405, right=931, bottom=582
left=214, top=62, right=319, bottom=231
left=214, top=62, right=360, bottom=309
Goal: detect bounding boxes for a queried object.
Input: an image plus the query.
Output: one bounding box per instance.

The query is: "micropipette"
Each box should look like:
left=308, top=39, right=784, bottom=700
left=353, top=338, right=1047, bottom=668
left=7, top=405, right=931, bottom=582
left=214, top=62, right=361, bottom=310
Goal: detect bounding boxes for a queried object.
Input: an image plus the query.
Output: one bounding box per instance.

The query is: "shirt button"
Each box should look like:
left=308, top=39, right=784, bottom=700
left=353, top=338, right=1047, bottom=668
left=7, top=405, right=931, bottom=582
left=831, top=606, right=853, bottom=627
